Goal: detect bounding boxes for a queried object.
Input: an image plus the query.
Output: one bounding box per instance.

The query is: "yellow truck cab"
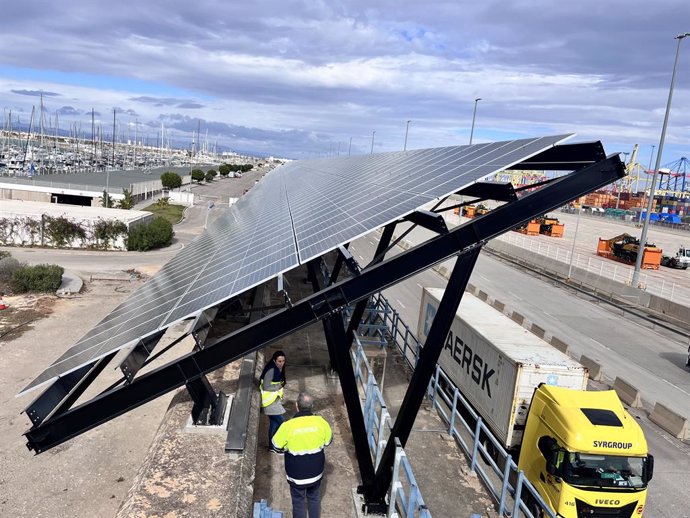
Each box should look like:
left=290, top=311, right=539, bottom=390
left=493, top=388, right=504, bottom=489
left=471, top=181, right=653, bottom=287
left=519, top=385, right=654, bottom=517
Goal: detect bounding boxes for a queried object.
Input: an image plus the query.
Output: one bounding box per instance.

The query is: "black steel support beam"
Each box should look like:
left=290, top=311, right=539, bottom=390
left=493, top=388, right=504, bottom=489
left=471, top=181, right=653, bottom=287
left=328, top=244, right=347, bottom=286
left=369, top=223, right=396, bottom=266
left=347, top=223, right=396, bottom=347
left=23, top=155, right=624, bottom=453
left=308, top=260, right=377, bottom=495
left=508, top=141, right=607, bottom=171
left=337, top=245, right=362, bottom=276
left=25, top=353, right=116, bottom=427
left=120, top=331, right=166, bottom=383
left=308, top=261, right=339, bottom=371
left=186, top=374, right=219, bottom=424
left=403, top=209, right=449, bottom=235
left=367, top=248, right=480, bottom=504
left=455, top=181, right=518, bottom=202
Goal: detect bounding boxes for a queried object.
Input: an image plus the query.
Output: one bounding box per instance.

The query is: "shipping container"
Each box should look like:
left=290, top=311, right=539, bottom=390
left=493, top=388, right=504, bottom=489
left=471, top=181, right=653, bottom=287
left=417, top=288, right=588, bottom=449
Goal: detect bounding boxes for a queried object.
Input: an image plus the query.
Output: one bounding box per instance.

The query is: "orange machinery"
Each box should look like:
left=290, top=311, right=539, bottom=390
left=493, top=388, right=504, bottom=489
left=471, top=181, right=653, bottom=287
left=596, top=233, right=662, bottom=269
left=514, top=215, right=564, bottom=237
left=539, top=216, right=564, bottom=237
left=457, top=204, right=489, bottom=218
left=515, top=220, right=541, bottom=235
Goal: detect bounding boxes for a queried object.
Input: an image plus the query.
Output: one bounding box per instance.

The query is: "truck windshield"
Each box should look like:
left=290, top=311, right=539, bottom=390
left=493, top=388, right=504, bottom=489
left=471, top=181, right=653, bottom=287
left=563, top=452, right=646, bottom=488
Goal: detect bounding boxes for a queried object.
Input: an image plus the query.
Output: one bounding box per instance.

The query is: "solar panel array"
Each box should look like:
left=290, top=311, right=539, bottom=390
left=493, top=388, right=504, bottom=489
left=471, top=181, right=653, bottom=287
left=21, top=134, right=573, bottom=395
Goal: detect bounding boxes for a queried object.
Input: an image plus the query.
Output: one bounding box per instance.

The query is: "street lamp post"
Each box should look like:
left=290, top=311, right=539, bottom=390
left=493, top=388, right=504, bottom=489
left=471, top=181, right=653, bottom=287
left=348, top=137, right=352, bottom=156
left=469, top=98, right=482, bottom=145
left=567, top=206, right=582, bottom=280
left=637, top=144, right=656, bottom=224
left=404, top=120, right=411, bottom=151
left=370, top=131, right=376, bottom=154
left=632, top=32, right=690, bottom=288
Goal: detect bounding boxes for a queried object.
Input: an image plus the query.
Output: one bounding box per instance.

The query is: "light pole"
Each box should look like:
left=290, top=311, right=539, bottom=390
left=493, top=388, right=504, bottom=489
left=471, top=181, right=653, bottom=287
left=469, top=98, right=481, bottom=145
left=632, top=32, right=690, bottom=288
left=567, top=206, right=582, bottom=280
left=404, top=120, right=411, bottom=151
left=348, top=137, right=352, bottom=156
left=637, top=144, right=656, bottom=223
left=370, top=131, right=376, bottom=154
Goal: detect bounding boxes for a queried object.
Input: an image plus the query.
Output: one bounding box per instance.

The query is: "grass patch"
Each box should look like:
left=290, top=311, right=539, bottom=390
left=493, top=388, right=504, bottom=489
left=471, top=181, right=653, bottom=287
left=142, top=203, right=186, bottom=224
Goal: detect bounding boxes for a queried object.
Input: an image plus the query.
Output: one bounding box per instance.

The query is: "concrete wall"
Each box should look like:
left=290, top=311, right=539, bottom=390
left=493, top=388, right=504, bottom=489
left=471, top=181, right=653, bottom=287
left=0, top=187, right=51, bottom=202
left=0, top=212, right=153, bottom=250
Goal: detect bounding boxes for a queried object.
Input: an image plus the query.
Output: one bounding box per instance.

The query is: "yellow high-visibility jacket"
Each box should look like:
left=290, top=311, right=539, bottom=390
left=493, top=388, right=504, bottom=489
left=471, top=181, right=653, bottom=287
left=272, top=411, right=333, bottom=486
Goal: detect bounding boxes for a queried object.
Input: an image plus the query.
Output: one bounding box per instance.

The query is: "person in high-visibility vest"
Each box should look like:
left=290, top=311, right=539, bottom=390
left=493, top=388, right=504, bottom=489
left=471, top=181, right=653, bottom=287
left=272, top=392, right=332, bottom=518
left=259, top=350, right=287, bottom=451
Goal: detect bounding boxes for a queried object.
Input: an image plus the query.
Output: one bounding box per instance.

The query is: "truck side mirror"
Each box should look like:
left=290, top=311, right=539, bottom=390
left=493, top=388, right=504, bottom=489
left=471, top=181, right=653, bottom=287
left=645, top=454, right=654, bottom=483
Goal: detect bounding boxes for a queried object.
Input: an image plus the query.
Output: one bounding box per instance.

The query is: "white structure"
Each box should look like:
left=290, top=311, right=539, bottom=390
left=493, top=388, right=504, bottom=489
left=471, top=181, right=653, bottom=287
left=0, top=200, right=153, bottom=250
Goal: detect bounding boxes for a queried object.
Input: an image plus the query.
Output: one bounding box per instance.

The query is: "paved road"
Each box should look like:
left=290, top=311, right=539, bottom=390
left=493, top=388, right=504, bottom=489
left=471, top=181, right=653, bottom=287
left=349, top=230, right=690, bottom=518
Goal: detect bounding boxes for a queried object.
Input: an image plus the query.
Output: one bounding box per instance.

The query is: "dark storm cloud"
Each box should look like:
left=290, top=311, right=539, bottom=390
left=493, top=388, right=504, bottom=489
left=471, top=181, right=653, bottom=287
left=56, top=106, right=79, bottom=116
left=11, top=89, right=60, bottom=97
left=176, top=102, right=204, bottom=109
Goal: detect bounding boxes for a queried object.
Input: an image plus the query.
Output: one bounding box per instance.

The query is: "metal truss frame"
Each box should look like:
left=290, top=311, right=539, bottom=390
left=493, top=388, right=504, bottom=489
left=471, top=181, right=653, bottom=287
left=23, top=145, right=624, bottom=507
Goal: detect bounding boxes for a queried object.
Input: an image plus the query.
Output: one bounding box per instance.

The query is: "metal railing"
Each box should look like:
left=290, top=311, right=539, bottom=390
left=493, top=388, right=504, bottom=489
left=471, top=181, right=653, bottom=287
left=496, top=229, right=690, bottom=303
left=369, top=294, right=555, bottom=518
left=350, top=331, right=431, bottom=518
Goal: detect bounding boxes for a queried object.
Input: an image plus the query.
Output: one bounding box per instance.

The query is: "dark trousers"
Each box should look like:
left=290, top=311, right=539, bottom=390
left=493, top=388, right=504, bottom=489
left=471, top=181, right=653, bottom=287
left=267, top=414, right=284, bottom=446
left=289, top=479, right=321, bottom=518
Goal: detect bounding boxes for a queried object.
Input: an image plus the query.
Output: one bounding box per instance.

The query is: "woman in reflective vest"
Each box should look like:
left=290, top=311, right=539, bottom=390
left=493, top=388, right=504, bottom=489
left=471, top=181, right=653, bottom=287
left=260, top=350, right=286, bottom=450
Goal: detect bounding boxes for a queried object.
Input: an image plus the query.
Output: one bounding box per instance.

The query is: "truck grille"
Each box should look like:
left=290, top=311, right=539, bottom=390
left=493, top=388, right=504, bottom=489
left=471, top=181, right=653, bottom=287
left=575, top=499, right=638, bottom=517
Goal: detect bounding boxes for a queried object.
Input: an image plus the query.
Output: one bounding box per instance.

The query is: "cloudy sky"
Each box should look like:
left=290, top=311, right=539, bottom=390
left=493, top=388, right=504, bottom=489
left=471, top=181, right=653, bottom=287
left=1, top=1, right=689, bottom=166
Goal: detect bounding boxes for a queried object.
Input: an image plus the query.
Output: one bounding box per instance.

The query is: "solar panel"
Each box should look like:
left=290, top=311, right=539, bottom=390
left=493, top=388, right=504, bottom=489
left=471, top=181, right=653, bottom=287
left=20, top=134, right=573, bottom=395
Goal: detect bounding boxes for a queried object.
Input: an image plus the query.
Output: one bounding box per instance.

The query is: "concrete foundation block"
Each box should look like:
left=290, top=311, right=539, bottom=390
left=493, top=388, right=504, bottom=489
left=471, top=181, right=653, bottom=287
left=650, top=402, right=689, bottom=440
left=579, top=355, right=602, bottom=381
left=550, top=336, right=570, bottom=356
left=613, top=377, right=642, bottom=408
left=492, top=299, right=505, bottom=313
left=531, top=323, right=546, bottom=339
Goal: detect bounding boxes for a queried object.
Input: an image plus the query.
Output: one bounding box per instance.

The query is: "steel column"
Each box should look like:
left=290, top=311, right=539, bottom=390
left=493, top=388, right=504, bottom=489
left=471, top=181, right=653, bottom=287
left=308, top=260, right=377, bottom=495
left=367, top=248, right=480, bottom=504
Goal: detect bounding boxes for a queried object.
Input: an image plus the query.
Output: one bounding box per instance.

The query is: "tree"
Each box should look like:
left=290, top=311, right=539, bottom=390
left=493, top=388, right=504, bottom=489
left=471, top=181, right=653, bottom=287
left=160, top=171, right=182, bottom=190
left=100, top=190, right=114, bottom=208
left=218, top=164, right=230, bottom=177
left=205, top=169, right=217, bottom=182
left=118, top=188, right=135, bottom=210
left=191, top=169, right=205, bottom=183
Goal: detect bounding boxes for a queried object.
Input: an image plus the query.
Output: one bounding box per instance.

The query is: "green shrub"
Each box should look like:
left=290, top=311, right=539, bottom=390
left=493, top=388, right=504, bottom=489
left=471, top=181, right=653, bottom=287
left=93, top=219, right=128, bottom=250
left=11, top=264, right=64, bottom=293
left=44, top=215, right=86, bottom=247
left=0, top=250, right=11, bottom=260
left=126, top=217, right=174, bottom=251
left=0, top=257, right=21, bottom=281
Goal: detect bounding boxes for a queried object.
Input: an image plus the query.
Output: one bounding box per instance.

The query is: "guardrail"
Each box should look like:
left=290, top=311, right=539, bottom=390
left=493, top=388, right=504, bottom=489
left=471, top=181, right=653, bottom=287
left=350, top=327, right=431, bottom=518
left=369, top=294, right=555, bottom=518
left=496, top=227, right=690, bottom=303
